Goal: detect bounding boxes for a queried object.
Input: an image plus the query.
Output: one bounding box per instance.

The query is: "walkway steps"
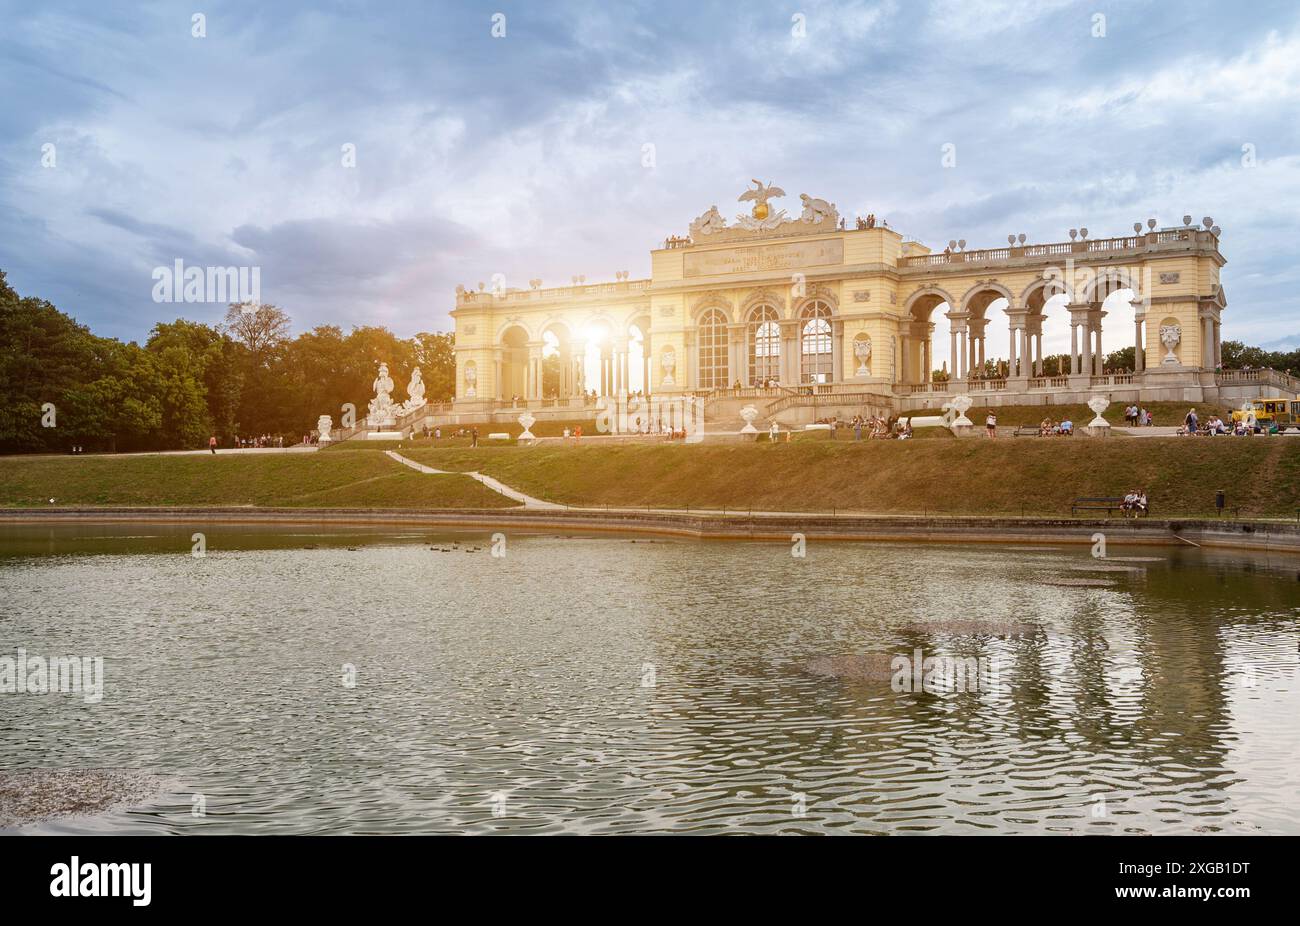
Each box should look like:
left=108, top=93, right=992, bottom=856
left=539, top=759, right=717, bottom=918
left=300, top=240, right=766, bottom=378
left=384, top=450, right=563, bottom=509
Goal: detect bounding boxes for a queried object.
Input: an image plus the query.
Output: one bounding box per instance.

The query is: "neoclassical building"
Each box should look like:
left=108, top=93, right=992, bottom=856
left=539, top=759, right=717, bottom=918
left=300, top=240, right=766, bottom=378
left=448, top=182, right=1275, bottom=424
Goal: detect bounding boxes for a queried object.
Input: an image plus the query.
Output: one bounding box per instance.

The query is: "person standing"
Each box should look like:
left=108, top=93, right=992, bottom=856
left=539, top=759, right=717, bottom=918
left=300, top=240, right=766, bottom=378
left=209, top=435, right=218, bottom=454
left=471, top=426, right=479, bottom=448
left=985, top=411, right=997, bottom=437
left=1185, top=408, right=1199, bottom=434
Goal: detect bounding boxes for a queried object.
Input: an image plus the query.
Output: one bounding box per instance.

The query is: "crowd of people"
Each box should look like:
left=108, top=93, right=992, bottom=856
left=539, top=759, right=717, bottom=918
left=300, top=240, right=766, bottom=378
left=234, top=434, right=285, bottom=448
left=1034, top=416, right=1074, bottom=436
left=1179, top=408, right=1272, bottom=436
left=1122, top=405, right=1154, bottom=426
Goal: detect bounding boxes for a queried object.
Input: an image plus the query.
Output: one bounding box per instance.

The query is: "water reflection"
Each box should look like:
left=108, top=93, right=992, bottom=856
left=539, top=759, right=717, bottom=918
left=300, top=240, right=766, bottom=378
left=0, top=524, right=1296, bottom=834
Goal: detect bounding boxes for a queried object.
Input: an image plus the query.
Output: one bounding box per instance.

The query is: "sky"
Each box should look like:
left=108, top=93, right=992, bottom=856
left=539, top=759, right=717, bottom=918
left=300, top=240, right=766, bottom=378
left=2, top=0, right=1299, bottom=357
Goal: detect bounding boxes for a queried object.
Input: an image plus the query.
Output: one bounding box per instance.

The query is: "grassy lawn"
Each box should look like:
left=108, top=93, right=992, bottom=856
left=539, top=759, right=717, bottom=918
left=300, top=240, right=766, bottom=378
left=0, top=453, right=517, bottom=509
left=403, top=436, right=1300, bottom=518
left=5, top=435, right=1297, bottom=519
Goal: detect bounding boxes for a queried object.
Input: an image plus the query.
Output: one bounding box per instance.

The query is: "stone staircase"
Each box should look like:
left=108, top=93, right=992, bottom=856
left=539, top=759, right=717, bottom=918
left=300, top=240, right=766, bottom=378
left=702, top=386, right=896, bottom=430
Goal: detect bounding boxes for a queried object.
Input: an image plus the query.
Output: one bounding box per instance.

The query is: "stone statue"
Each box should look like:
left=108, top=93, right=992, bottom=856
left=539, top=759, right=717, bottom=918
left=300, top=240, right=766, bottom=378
left=853, top=338, right=872, bottom=375
left=366, top=362, right=398, bottom=427
left=736, top=179, right=790, bottom=231
left=739, top=404, right=760, bottom=434
left=464, top=362, right=478, bottom=398
left=738, top=180, right=786, bottom=220
left=1087, top=396, right=1111, bottom=427
left=799, top=193, right=836, bottom=225
left=661, top=347, right=676, bottom=386
left=317, top=414, right=333, bottom=443
left=942, top=394, right=975, bottom=428
left=402, top=366, right=427, bottom=413
left=689, top=205, right=728, bottom=237
left=518, top=411, right=536, bottom=441
left=1159, top=324, right=1182, bottom=364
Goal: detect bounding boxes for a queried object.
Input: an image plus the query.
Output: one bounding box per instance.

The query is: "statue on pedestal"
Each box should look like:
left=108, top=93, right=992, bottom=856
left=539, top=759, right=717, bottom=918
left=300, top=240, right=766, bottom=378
left=942, top=394, right=974, bottom=428
left=1087, top=396, right=1111, bottom=427
left=403, top=366, right=427, bottom=413
left=853, top=337, right=872, bottom=376
left=1159, top=324, right=1182, bottom=365
left=366, top=362, right=398, bottom=428
left=317, top=415, right=333, bottom=443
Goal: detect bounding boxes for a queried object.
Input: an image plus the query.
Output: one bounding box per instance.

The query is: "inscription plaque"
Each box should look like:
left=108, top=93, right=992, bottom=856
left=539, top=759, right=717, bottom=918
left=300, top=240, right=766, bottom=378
left=684, top=239, right=844, bottom=277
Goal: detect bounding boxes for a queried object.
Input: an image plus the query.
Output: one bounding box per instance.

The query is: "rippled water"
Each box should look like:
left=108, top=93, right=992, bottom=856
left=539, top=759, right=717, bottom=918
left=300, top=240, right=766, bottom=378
left=1, top=523, right=1298, bottom=834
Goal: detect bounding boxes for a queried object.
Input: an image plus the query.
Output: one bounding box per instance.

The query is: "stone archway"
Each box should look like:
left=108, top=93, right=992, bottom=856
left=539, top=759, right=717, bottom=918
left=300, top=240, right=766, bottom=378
left=498, top=325, right=529, bottom=403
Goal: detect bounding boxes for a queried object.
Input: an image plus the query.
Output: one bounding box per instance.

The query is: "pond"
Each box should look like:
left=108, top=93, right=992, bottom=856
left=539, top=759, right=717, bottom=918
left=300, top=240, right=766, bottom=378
left=1, top=523, right=1297, bottom=834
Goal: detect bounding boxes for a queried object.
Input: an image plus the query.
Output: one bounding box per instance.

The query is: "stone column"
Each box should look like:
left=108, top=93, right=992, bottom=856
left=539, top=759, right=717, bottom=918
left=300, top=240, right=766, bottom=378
left=1202, top=316, right=1214, bottom=368
left=525, top=343, right=542, bottom=400
left=782, top=320, right=799, bottom=385
left=950, top=329, right=959, bottom=380
left=1213, top=320, right=1222, bottom=368
left=831, top=319, right=844, bottom=383
left=1078, top=320, right=1088, bottom=376
left=1134, top=316, right=1145, bottom=373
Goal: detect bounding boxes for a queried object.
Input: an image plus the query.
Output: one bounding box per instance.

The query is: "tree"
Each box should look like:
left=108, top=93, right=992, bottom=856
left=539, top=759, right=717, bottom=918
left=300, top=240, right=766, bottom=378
left=1104, top=346, right=1135, bottom=373
left=224, top=302, right=291, bottom=358
left=412, top=332, right=456, bottom=402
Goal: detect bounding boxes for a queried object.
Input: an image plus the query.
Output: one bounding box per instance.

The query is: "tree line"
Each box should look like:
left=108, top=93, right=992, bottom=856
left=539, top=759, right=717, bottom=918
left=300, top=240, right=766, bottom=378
left=0, top=270, right=454, bottom=453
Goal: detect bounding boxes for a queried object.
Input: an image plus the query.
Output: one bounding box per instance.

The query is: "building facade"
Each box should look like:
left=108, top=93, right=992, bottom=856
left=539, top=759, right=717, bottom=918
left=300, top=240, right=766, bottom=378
left=449, top=183, right=1251, bottom=422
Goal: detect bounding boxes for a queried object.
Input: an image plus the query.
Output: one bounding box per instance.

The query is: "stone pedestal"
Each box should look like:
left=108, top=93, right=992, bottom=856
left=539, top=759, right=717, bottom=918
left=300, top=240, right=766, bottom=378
left=951, top=423, right=975, bottom=437
left=1085, top=422, right=1111, bottom=438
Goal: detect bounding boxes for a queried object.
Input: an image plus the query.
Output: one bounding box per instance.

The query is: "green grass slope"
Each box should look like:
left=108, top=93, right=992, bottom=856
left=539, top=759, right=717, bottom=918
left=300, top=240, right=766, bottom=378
left=0, top=453, right=517, bottom=509
left=403, top=437, right=1300, bottom=518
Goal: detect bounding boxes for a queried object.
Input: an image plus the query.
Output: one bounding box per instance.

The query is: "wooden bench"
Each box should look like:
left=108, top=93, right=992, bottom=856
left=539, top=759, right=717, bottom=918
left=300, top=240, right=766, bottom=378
left=1071, top=496, right=1150, bottom=517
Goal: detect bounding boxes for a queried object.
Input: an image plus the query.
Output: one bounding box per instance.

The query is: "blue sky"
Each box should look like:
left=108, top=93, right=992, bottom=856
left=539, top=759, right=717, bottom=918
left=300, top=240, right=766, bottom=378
left=2, top=0, right=1299, bottom=352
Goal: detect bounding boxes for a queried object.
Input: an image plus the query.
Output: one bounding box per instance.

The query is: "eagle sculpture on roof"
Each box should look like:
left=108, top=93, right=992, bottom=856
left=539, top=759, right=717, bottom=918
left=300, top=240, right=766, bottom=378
left=738, top=179, right=786, bottom=220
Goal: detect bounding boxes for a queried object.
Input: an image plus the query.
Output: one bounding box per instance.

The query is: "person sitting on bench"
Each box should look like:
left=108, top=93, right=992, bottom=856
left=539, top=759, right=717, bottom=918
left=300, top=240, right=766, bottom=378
left=1059, top=418, right=1073, bottom=435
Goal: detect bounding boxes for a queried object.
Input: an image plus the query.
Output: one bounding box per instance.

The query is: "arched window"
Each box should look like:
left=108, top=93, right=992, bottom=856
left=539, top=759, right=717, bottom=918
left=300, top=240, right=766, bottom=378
left=749, top=305, right=781, bottom=386
left=696, top=308, right=729, bottom=390
left=800, top=300, right=833, bottom=383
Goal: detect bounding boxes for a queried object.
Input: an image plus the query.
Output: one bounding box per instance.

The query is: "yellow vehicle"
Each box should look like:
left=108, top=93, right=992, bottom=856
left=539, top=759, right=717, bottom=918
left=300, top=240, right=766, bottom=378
left=1230, top=398, right=1300, bottom=432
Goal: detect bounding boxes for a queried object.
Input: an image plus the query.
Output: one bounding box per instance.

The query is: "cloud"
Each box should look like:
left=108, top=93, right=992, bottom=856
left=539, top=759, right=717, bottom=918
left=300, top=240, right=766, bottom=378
left=0, top=0, right=1297, bottom=350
